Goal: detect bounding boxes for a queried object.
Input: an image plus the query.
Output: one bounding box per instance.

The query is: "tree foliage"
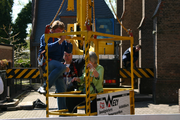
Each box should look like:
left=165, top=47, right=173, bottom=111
left=0, top=0, right=32, bottom=67
left=0, top=0, right=13, bottom=44
left=12, top=0, right=32, bottom=48
left=0, top=0, right=32, bottom=49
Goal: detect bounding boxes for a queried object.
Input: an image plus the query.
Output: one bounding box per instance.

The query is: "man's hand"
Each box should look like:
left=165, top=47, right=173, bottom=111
left=58, top=35, right=66, bottom=44
left=87, top=63, right=99, bottom=78
left=65, top=66, right=70, bottom=72
left=61, top=35, right=66, bottom=40
left=72, top=77, right=80, bottom=83
left=87, top=63, right=94, bottom=70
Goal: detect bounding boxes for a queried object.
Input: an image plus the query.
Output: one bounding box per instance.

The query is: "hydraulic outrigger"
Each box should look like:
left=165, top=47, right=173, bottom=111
left=43, top=0, right=135, bottom=117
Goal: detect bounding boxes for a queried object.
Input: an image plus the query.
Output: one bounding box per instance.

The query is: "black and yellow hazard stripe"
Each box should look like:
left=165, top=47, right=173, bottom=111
left=119, top=68, right=154, bottom=78
left=85, top=34, right=91, bottom=115
left=6, top=68, right=40, bottom=79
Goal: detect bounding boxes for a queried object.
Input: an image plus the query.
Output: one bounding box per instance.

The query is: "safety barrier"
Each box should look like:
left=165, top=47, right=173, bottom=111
left=6, top=68, right=40, bottom=79
left=119, top=68, right=154, bottom=78
left=1, top=68, right=41, bottom=103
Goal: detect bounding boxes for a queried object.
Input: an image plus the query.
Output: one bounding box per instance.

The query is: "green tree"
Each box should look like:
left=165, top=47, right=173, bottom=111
left=12, top=0, right=32, bottom=48
left=0, top=0, right=13, bottom=44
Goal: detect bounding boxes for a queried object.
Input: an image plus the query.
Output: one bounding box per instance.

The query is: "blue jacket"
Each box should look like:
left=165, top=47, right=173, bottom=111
left=38, top=34, right=72, bottom=62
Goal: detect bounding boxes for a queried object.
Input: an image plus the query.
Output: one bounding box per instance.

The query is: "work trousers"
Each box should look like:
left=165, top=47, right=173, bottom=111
left=42, top=59, right=67, bottom=110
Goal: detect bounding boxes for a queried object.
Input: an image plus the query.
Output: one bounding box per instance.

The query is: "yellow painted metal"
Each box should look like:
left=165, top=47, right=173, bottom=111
left=129, top=90, right=135, bottom=114
left=45, top=31, right=86, bottom=37
left=66, top=24, right=85, bottom=55
left=103, top=88, right=133, bottom=91
left=133, top=69, right=142, bottom=78
left=49, top=93, right=86, bottom=97
left=91, top=31, right=132, bottom=40
left=6, top=75, right=13, bottom=79
left=91, top=38, right=131, bottom=41
left=44, top=31, right=135, bottom=117
left=25, top=69, right=35, bottom=78
left=80, top=0, right=86, bottom=31
left=146, top=68, right=154, bottom=76
left=16, top=69, right=28, bottom=78
left=119, top=68, right=154, bottom=78
left=44, top=0, right=136, bottom=113
left=123, top=69, right=131, bottom=76
left=98, top=41, right=114, bottom=54
left=85, top=32, right=91, bottom=115
left=77, top=105, right=85, bottom=109
left=87, top=0, right=92, bottom=22
left=44, top=31, right=133, bottom=41
left=119, top=71, right=127, bottom=78
left=5, top=0, right=136, bottom=117
left=33, top=70, right=40, bottom=79
left=44, top=35, right=49, bottom=117
left=6, top=69, right=11, bottom=74
left=6, top=68, right=39, bottom=79
left=62, top=91, right=82, bottom=94
left=92, top=0, right=96, bottom=32
left=130, top=37, right=134, bottom=90
left=67, top=0, right=74, bottom=11
left=76, top=0, right=80, bottom=24
left=94, top=40, right=99, bottom=63
left=138, top=69, right=149, bottom=78
left=129, top=39, right=135, bottom=113
left=14, top=69, right=20, bottom=74
left=77, top=0, right=92, bottom=31
left=67, top=24, right=74, bottom=32
left=46, top=88, right=135, bottom=117
left=49, top=93, right=96, bottom=97
left=48, top=111, right=97, bottom=116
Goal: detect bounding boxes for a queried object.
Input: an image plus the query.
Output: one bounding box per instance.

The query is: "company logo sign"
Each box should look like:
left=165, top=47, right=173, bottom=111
left=97, top=90, right=130, bottom=115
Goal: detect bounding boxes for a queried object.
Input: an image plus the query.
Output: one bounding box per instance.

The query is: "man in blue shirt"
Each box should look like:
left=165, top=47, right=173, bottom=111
left=122, top=44, right=141, bottom=68
left=37, top=20, right=72, bottom=110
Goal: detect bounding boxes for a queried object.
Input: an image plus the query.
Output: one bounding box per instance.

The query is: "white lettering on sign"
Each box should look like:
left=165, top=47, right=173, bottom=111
left=97, top=90, right=130, bottom=115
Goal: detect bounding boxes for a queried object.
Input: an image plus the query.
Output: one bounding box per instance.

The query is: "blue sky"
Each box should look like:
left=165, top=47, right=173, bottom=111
left=12, top=0, right=30, bottom=22
left=12, top=0, right=31, bottom=33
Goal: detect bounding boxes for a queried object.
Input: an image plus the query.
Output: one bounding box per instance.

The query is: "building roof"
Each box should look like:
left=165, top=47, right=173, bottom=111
left=33, top=0, right=114, bottom=44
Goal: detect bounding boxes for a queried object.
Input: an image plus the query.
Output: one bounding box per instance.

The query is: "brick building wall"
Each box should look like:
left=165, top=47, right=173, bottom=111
left=153, top=0, right=180, bottom=103
left=156, top=0, right=180, bottom=79
left=117, top=0, right=180, bottom=103
left=117, top=0, right=142, bottom=87
left=138, top=0, right=158, bottom=94
left=117, top=0, right=142, bottom=52
left=140, top=0, right=157, bottom=68
left=117, top=0, right=157, bottom=66
left=117, top=0, right=145, bottom=88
